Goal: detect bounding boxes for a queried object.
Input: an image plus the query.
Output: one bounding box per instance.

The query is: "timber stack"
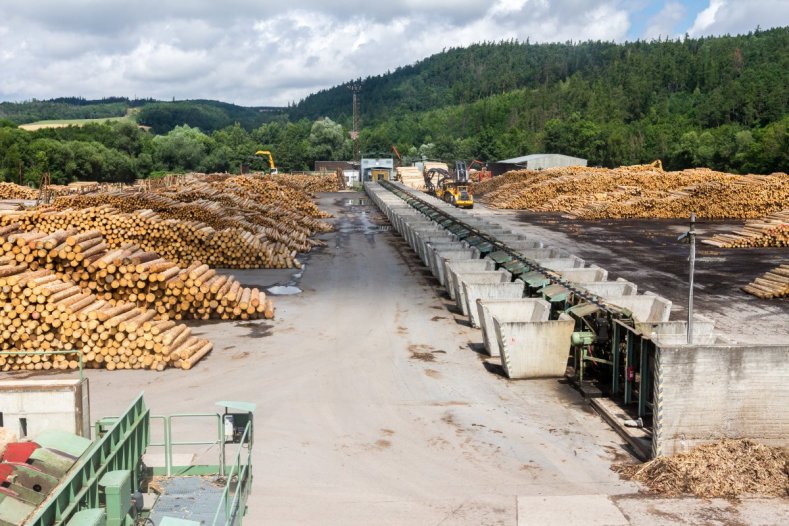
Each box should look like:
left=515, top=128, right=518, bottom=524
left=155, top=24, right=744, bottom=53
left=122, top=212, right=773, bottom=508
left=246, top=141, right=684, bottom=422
left=0, top=263, right=213, bottom=372
left=742, top=265, right=789, bottom=299
left=704, top=210, right=789, bottom=248
left=0, top=223, right=274, bottom=321
left=474, top=165, right=788, bottom=220
left=0, top=183, right=37, bottom=200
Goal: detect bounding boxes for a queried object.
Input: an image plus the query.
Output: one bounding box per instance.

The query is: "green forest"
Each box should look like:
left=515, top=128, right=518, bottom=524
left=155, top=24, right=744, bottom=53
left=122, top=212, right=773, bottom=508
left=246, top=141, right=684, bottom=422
left=0, top=27, right=787, bottom=184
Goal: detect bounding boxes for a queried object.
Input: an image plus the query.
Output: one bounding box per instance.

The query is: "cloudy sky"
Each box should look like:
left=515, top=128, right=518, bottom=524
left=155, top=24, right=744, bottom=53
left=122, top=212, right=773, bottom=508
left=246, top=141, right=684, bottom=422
left=0, top=0, right=787, bottom=106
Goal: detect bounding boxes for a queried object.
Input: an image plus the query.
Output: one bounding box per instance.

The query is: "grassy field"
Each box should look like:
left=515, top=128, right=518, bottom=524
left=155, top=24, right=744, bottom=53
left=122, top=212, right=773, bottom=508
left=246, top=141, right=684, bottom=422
left=18, top=115, right=136, bottom=131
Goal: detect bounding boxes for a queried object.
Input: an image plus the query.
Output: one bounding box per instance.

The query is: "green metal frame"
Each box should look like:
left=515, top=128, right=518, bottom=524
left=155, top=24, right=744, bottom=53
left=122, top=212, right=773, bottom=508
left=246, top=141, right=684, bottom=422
left=26, top=394, right=149, bottom=526
left=25, top=394, right=253, bottom=526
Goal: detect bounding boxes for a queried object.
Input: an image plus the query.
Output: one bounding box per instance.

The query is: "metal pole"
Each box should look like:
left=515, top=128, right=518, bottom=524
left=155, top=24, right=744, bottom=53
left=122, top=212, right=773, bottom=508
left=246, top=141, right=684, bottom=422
left=688, top=213, right=696, bottom=344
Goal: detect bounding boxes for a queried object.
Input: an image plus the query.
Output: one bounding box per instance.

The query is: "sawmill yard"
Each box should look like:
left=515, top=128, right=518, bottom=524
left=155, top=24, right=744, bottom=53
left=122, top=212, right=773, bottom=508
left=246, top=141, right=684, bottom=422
left=1, top=166, right=788, bottom=524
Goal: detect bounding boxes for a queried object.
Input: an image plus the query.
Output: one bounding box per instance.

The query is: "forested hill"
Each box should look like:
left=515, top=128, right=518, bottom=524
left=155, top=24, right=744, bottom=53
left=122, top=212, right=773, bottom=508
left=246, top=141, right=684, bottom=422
left=292, top=28, right=788, bottom=129
left=0, top=97, right=286, bottom=133
left=286, top=27, right=788, bottom=173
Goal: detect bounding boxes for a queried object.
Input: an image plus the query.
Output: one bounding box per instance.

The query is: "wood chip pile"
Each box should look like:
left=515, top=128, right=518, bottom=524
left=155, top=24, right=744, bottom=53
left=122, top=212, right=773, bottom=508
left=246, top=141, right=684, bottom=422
left=474, top=165, right=789, bottom=220
left=614, top=439, right=788, bottom=498
left=704, top=210, right=789, bottom=248
left=0, top=183, right=36, bottom=200
left=742, top=264, right=789, bottom=299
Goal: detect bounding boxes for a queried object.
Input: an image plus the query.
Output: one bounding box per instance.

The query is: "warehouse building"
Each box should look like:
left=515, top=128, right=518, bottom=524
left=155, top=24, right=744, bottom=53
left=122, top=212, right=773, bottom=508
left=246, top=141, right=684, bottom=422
left=489, top=153, right=587, bottom=176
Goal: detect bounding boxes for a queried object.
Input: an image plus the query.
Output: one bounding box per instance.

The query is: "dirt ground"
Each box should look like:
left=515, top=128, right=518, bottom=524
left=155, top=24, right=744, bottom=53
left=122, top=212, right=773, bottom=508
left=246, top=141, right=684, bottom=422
left=32, top=192, right=789, bottom=525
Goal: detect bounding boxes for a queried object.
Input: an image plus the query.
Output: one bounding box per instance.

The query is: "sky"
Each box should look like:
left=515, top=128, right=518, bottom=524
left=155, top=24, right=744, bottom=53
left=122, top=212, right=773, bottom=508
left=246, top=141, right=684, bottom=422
left=0, top=0, right=787, bottom=107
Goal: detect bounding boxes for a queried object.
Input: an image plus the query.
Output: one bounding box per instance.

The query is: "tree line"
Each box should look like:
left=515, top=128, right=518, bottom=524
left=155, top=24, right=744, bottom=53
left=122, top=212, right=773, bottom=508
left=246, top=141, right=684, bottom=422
left=0, top=117, right=351, bottom=185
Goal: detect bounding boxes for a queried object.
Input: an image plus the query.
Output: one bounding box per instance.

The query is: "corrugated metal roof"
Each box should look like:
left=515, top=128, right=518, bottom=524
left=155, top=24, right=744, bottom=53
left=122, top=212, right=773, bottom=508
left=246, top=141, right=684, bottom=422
left=497, top=153, right=586, bottom=164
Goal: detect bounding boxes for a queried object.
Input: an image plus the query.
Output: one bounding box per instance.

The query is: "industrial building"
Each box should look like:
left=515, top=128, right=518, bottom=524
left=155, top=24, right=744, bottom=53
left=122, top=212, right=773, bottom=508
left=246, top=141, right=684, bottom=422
left=314, top=160, right=360, bottom=186
left=489, top=153, right=587, bottom=176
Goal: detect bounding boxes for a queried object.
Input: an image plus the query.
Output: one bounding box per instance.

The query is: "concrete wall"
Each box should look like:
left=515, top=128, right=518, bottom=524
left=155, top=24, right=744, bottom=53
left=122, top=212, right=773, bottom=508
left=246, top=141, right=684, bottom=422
left=495, top=314, right=575, bottom=379
left=446, top=259, right=496, bottom=300
left=455, top=270, right=511, bottom=315
left=652, top=344, right=789, bottom=456
left=605, top=295, right=672, bottom=323
left=478, top=299, right=551, bottom=356
left=463, top=281, right=525, bottom=328
left=0, top=379, right=90, bottom=438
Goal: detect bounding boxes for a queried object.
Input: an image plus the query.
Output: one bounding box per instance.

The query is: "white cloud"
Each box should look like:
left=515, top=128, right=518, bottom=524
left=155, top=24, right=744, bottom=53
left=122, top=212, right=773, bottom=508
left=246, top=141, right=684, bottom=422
left=688, top=0, right=789, bottom=36
left=0, top=1, right=782, bottom=106
left=643, top=1, right=686, bottom=40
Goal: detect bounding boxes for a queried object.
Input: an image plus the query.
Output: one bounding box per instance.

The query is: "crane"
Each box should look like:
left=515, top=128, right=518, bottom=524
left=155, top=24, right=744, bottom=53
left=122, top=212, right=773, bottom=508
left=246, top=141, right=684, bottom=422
left=254, top=150, right=278, bottom=174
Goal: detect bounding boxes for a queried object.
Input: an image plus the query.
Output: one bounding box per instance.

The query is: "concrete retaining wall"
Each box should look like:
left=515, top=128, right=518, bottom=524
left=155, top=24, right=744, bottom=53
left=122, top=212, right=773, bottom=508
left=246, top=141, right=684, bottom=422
left=446, top=259, right=496, bottom=300
left=495, top=313, right=575, bottom=379
left=463, top=281, right=526, bottom=328
left=477, top=299, right=551, bottom=356
left=606, top=295, right=672, bottom=323
left=558, top=267, right=608, bottom=283
left=0, top=379, right=90, bottom=437
left=653, top=343, right=789, bottom=456
left=577, top=279, right=637, bottom=298
left=456, top=270, right=511, bottom=315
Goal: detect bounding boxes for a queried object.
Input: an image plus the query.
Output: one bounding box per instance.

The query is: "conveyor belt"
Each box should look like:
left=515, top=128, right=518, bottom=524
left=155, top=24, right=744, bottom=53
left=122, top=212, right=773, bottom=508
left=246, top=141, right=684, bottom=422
left=379, top=181, right=632, bottom=322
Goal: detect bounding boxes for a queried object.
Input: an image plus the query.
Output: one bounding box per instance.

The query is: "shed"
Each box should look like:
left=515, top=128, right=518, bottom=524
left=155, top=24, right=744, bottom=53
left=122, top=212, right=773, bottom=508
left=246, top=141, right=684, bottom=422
left=489, top=154, right=587, bottom=176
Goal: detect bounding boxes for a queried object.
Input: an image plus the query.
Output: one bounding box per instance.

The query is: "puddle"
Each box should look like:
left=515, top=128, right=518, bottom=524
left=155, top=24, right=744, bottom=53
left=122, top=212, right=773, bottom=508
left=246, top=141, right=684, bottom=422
left=267, top=285, right=302, bottom=295
left=344, top=198, right=370, bottom=206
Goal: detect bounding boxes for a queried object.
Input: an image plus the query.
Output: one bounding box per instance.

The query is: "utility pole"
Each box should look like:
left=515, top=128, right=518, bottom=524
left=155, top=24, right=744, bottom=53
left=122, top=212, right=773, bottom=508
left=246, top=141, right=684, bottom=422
left=678, top=213, right=697, bottom=343
left=348, top=83, right=361, bottom=167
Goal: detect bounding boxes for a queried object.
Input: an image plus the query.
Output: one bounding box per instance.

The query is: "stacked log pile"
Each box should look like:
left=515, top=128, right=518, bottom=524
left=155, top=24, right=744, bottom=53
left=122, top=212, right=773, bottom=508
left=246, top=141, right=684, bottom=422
left=0, top=224, right=274, bottom=321
left=704, top=210, right=789, bottom=248
left=742, top=265, right=789, bottom=299
left=270, top=173, right=342, bottom=193
left=0, top=264, right=213, bottom=372
left=38, top=175, right=333, bottom=269
left=397, top=167, right=425, bottom=190
left=2, top=206, right=298, bottom=269
left=475, top=165, right=789, bottom=220
left=0, top=183, right=37, bottom=200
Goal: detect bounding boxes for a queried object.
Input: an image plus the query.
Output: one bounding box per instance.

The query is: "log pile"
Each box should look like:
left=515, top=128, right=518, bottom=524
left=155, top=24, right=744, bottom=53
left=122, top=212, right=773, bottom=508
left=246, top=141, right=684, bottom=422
left=270, top=173, right=342, bottom=193
left=742, top=264, right=789, bottom=299
left=2, top=206, right=299, bottom=269
left=0, top=264, right=213, bottom=372
left=397, top=167, right=425, bottom=190
left=704, top=210, right=789, bottom=248
left=475, top=165, right=789, bottom=220
left=0, top=183, right=37, bottom=200
left=40, top=175, right=334, bottom=269
left=0, top=224, right=274, bottom=321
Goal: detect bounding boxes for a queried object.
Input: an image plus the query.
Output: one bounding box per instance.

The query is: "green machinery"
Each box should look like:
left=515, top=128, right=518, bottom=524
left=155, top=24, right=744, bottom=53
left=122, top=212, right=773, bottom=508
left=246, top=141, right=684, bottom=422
left=380, top=180, right=657, bottom=424
left=1, top=394, right=255, bottom=526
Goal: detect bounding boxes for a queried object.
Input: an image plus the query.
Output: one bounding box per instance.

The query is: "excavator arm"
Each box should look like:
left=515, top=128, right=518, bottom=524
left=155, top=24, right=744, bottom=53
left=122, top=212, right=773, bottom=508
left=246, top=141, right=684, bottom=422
left=255, top=150, right=278, bottom=173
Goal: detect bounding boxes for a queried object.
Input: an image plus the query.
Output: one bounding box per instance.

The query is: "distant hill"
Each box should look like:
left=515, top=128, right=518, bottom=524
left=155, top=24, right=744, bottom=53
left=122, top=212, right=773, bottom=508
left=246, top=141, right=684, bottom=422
left=0, top=97, right=287, bottom=134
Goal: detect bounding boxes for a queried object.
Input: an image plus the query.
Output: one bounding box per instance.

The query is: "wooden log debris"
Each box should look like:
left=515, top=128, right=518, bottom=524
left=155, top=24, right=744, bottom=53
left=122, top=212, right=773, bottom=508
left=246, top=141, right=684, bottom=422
left=742, top=264, right=789, bottom=299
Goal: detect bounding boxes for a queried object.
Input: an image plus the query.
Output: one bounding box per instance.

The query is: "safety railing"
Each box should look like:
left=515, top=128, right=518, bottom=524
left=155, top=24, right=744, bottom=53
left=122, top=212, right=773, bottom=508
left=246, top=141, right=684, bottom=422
left=212, top=420, right=253, bottom=526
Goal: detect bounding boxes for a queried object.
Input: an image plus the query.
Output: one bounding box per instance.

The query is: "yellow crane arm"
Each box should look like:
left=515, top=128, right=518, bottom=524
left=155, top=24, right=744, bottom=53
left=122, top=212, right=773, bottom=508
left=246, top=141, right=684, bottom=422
left=255, top=150, right=276, bottom=170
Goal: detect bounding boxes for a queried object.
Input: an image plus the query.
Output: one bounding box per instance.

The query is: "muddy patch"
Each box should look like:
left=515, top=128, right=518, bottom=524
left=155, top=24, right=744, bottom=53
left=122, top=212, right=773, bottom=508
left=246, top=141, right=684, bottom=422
left=235, top=321, right=273, bottom=339
left=425, top=368, right=441, bottom=379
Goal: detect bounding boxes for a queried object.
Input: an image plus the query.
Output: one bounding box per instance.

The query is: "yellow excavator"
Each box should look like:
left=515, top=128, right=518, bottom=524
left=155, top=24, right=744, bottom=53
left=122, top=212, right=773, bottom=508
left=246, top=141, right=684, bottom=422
left=255, top=150, right=278, bottom=174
